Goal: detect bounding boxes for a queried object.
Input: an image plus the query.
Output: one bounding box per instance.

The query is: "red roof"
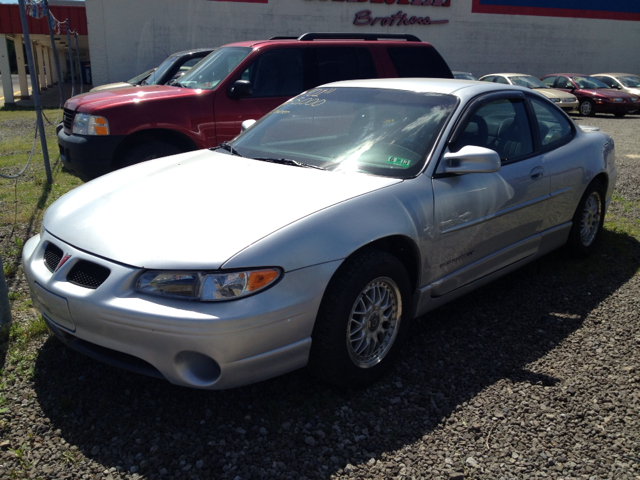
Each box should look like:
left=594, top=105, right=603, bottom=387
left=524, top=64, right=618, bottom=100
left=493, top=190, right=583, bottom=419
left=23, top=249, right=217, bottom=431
left=0, top=4, right=87, bottom=35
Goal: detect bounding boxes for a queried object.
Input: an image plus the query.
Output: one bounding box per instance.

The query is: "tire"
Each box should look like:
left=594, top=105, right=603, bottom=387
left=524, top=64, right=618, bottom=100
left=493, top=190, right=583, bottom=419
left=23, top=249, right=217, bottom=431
left=115, top=141, right=182, bottom=170
left=614, top=113, right=626, bottom=118
left=567, top=180, right=605, bottom=257
left=308, top=250, right=411, bottom=388
left=578, top=99, right=595, bottom=117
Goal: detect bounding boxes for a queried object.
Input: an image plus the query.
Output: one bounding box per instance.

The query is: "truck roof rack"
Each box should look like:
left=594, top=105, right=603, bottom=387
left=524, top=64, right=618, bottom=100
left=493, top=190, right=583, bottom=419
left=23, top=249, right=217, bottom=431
left=270, top=33, right=422, bottom=42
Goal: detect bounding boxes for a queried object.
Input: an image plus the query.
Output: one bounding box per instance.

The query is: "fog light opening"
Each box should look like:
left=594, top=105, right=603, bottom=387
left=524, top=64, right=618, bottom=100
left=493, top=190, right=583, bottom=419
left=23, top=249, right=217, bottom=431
left=174, top=351, right=221, bottom=386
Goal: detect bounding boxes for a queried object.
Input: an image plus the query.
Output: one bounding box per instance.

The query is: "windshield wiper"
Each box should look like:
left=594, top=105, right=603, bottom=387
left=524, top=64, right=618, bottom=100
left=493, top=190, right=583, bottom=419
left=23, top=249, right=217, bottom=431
left=252, top=157, right=325, bottom=170
left=213, top=142, right=243, bottom=157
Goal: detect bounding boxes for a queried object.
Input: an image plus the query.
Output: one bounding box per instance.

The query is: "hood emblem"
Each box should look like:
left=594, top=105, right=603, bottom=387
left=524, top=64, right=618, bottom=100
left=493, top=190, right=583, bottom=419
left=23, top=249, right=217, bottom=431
left=55, top=254, right=72, bottom=272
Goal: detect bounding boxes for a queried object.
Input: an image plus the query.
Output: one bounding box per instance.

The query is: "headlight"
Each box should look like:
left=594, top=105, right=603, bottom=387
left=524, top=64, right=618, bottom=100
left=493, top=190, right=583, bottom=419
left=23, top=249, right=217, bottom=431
left=72, top=113, right=110, bottom=135
left=550, top=98, right=561, bottom=103
left=631, top=96, right=639, bottom=102
left=137, top=268, right=282, bottom=301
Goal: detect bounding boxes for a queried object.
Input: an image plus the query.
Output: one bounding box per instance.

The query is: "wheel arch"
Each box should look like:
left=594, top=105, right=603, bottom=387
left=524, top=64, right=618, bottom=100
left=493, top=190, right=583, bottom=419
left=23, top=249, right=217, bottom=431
left=112, top=128, right=199, bottom=169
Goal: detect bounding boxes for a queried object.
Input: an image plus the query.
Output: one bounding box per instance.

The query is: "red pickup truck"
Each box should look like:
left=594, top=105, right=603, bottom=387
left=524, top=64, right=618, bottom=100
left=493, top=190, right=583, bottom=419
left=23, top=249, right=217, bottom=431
left=58, top=33, right=453, bottom=181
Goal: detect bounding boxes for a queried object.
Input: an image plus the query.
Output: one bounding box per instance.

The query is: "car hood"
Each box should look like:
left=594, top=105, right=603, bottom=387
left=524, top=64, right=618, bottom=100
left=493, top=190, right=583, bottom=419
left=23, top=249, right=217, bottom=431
left=43, top=150, right=402, bottom=270
left=65, top=85, right=203, bottom=113
left=535, top=88, right=575, bottom=100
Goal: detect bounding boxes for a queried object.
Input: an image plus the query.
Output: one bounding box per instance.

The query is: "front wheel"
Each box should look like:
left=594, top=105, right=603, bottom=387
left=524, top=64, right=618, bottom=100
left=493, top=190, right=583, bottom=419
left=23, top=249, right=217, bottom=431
left=567, top=180, right=605, bottom=257
left=579, top=99, right=595, bottom=117
left=308, top=250, right=411, bottom=388
left=115, top=141, right=182, bottom=170
left=614, top=113, right=626, bottom=118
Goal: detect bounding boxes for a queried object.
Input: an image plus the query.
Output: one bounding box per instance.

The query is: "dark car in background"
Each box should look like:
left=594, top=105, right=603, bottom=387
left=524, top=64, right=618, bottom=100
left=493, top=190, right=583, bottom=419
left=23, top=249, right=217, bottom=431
left=541, top=73, right=640, bottom=117
left=90, top=48, right=215, bottom=92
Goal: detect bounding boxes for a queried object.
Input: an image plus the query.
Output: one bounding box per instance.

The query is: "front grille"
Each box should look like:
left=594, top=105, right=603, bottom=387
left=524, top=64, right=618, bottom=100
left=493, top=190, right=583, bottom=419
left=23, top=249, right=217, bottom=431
left=63, top=108, right=75, bottom=132
left=67, top=261, right=111, bottom=289
left=44, top=243, right=63, bottom=272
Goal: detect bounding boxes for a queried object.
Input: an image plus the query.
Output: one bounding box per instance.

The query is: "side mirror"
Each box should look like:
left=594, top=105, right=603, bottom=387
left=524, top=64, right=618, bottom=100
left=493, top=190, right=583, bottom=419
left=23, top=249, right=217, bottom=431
left=228, top=80, right=253, bottom=98
left=441, top=145, right=501, bottom=175
left=241, top=119, right=256, bottom=132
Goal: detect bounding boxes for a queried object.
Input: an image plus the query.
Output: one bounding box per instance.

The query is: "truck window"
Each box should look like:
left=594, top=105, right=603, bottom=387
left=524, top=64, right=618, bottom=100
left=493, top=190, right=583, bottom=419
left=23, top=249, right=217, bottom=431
left=387, top=47, right=453, bottom=79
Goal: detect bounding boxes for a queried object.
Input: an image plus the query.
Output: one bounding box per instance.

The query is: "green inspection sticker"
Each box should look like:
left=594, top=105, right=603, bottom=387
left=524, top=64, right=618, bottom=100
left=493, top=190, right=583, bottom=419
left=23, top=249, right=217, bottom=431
left=387, top=156, right=412, bottom=168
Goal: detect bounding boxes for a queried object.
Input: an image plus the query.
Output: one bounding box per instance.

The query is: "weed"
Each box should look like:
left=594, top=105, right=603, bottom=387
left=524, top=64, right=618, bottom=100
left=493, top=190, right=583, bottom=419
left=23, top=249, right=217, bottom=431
left=8, top=443, right=30, bottom=469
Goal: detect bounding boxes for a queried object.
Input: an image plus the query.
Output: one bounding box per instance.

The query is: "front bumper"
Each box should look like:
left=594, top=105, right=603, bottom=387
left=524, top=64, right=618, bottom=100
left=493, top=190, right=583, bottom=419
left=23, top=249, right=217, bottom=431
left=57, top=124, right=125, bottom=182
left=23, top=231, right=342, bottom=389
left=594, top=100, right=640, bottom=115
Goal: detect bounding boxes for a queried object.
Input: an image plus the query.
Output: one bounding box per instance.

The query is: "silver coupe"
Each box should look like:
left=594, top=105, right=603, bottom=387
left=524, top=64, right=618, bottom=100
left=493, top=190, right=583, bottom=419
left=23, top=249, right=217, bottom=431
left=23, top=78, right=617, bottom=389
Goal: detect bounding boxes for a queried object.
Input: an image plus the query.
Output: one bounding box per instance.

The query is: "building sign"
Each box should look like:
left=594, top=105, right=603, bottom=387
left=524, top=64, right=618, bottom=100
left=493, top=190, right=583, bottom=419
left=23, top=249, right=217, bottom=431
left=326, top=0, right=450, bottom=26
left=353, top=10, right=448, bottom=26
left=472, top=0, right=640, bottom=21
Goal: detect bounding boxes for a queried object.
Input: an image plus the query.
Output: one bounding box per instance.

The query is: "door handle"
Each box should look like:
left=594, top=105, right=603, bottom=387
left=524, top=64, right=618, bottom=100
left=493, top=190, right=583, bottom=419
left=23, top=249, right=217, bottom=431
left=530, top=166, right=544, bottom=180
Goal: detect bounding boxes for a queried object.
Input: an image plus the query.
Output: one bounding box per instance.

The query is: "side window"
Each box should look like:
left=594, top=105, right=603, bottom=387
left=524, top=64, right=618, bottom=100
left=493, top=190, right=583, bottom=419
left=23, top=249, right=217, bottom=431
left=542, top=76, right=556, bottom=87
left=530, top=97, right=573, bottom=149
left=387, top=47, right=452, bottom=78
left=240, top=49, right=304, bottom=98
left=310, top=48, right=377, bottom=86
left=455, top=98, right=533, bottom=163
left=480, top=76, right=495, bottom=82
left=596, top=76, right=617, bottom=88
left=494, top=76, right=509, bottom=84
left=555, top=76, right=572, bottom=89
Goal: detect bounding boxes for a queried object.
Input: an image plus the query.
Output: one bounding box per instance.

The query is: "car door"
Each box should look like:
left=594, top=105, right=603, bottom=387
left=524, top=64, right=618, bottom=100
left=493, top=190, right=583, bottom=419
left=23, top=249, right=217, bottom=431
left=214, top=47, right=305, bottom=143
left=427, top=91, right=550, bottom=296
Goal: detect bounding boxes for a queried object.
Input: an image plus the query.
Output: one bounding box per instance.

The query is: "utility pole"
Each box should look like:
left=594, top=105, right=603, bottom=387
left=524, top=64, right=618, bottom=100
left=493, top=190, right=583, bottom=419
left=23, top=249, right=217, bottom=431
left=18, top=0, right=53, bottom=184
left=43, top=0, right=65, bottom=106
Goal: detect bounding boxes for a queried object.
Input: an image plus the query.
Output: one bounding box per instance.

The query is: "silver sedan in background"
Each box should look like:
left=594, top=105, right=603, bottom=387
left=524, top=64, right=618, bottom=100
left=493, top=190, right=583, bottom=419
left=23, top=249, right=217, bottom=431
left=23, top=79, right=616, bottom=390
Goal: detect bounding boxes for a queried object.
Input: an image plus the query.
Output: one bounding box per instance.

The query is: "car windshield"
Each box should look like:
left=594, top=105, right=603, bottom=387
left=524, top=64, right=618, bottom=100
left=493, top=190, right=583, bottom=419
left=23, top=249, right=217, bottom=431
left=177, top=47, right=251, bottom=90
left=127, top=68, right=155, bottom=84
left=509, top=75, right=548, bottom=89
left=143, top=55, right=184, bottom=86
left=618, top=75, right=640, bottom=88
left=229, top=87, right=458, bottom=179
left=573, top=76, right=609, bottom=89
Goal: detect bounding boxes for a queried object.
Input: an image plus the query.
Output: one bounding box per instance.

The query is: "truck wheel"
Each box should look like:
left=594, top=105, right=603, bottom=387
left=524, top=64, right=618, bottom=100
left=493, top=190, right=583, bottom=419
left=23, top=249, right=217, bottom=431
left=308, top=250, right=411, bottom=388
left=567, top=179, right=605, bottom=257
left=116, top=141, right=182, bottom=170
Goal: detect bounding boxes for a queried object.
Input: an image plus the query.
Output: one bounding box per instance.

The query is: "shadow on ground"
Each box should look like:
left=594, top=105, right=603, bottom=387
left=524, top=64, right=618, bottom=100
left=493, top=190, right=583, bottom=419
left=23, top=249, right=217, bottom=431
left=32, top=229, right=640, bottom=479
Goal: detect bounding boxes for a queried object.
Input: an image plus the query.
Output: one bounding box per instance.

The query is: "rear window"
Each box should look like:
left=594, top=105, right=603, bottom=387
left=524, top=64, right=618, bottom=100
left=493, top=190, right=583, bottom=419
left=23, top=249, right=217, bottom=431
left=387, top=47, right=453, bottom=79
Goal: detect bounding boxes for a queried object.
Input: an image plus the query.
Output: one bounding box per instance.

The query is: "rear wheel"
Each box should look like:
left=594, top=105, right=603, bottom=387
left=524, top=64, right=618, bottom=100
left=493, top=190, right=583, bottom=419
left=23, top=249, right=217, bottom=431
left=567, top=180, right=605, bottom=257
left=578, top=99, right=595, bottom=117
left=308, top=250, right=411, bottom=388
left=116, top=141, right=182, bottom=170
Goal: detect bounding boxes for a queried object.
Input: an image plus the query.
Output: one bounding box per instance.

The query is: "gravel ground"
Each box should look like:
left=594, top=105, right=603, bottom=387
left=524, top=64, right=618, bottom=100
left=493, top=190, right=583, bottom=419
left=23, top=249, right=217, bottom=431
left=1, top=113, right=640, bottom=480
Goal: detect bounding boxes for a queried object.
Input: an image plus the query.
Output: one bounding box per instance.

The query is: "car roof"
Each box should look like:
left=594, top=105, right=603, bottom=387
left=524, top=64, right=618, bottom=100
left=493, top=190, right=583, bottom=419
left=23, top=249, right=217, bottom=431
left=484, top=73, right=534, bottom=77
left=319, top=77, right=530, bottom=98
left=592, top=72, right=639, bottom=77
left=544, top=73, right=590, bottom=77
left=222, top=33, right=433, bottom=49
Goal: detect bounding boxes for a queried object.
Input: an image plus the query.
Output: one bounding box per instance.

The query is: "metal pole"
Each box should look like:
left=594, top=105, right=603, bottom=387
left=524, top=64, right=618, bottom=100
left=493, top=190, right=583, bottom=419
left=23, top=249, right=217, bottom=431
left=74, top=31, right=83, bottom=94
left=0, top=254, right=11, bottom=328
left=43, top=0, right=64, bottom=105
left=18, top=0, right=53, bottom=184
left=66, top=19, right=75, bottom=97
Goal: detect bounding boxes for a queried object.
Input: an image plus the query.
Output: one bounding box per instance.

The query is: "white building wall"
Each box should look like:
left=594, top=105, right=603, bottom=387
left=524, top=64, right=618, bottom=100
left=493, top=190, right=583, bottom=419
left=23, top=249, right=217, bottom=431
left=84, top=0, right=640, bottom=86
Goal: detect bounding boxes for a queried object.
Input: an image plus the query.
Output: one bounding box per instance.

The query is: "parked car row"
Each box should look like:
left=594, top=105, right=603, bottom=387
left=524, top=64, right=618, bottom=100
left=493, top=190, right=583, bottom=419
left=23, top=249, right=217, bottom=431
left=461, top=71, right=640, bottom=117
